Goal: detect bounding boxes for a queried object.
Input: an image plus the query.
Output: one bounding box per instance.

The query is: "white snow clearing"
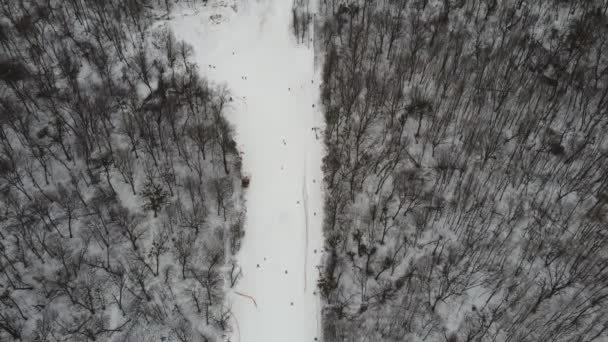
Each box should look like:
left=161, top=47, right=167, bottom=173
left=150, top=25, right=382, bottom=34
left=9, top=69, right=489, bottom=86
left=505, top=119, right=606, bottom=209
left=170, top=1, right=324, bottom=341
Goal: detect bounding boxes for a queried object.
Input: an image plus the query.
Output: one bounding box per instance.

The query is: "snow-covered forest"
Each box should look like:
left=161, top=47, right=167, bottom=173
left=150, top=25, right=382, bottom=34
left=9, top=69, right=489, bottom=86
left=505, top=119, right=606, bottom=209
left=3, top=0, right=608, bottom=341
left=0, top=0, right=245, bottom=340
left=317, top=0, right=608, bottom=341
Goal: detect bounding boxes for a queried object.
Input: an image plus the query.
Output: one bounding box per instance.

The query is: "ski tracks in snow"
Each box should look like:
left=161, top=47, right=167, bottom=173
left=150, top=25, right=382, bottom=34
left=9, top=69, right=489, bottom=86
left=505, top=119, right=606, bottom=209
left=302, top=158, right=310, bottom=293
left=234, top=291, right=258, bottom=308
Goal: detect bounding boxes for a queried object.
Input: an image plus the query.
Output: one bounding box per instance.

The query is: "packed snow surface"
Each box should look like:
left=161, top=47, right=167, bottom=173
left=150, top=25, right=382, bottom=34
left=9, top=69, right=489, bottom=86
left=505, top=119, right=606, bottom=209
left=171, top=0, right=324, bottom=341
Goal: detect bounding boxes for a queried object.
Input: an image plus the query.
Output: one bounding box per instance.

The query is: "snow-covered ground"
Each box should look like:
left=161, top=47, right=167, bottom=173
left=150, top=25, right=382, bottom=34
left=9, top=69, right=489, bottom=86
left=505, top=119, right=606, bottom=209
left=170, top=1, right=324, bottom=341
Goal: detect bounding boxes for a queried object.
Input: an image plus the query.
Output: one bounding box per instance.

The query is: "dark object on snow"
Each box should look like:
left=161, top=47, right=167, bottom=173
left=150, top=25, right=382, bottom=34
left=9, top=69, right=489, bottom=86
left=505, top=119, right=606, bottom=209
left=257, top=264, right=260, bottom=268
left=285, top=270, right=288, bottom=274
left=548, top=141, right=565, bottom=155
left=0, top=60, right=29, bottom=82
left=241, top=176, right=250, bottom=188
left=447, top=334, right=459, bottom=342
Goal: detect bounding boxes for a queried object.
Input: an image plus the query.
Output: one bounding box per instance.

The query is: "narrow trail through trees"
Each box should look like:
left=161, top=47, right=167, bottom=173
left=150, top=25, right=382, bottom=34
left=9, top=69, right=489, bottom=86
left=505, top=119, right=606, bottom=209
left=171, top=0, right=324, bottom=341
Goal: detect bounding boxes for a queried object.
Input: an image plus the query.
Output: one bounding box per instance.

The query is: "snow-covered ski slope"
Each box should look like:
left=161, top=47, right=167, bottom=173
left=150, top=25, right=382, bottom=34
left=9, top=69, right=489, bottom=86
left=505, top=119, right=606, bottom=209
left=171, top=0, right=324, bottom=341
